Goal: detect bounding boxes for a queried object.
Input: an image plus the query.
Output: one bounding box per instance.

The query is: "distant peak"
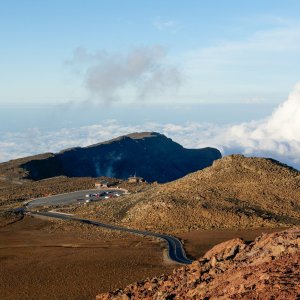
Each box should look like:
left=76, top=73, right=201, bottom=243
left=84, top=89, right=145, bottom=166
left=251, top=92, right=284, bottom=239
left=86, top=132, right=164, bottom=148
left=124, top=132, right=162, bottom=139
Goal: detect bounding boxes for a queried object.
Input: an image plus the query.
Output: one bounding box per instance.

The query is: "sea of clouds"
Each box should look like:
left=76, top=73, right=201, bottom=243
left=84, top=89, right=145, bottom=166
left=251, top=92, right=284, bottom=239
left=0, top=82, right=300, bottom=169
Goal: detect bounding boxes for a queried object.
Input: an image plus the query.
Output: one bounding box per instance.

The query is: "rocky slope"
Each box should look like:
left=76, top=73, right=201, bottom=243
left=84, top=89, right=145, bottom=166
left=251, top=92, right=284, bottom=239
left=97, top=227, right=300, bottom=299
left=78, top=155, right=300, bottom=233
left=0, top=132, right=221, bottom=183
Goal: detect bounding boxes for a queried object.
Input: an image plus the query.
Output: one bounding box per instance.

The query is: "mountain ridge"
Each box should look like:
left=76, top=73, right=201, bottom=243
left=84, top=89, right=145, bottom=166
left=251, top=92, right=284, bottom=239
left=0, top=132, right=221, bottom=183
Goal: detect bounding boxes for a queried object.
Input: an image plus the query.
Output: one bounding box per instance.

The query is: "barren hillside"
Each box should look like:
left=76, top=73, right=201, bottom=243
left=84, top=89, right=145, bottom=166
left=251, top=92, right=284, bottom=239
left=77, top=155, right=300, bottom=233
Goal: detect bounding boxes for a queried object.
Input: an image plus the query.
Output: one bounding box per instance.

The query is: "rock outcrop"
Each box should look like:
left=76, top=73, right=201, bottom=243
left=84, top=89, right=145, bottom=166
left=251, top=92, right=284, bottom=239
left=97, top=227, right=300, bottom=299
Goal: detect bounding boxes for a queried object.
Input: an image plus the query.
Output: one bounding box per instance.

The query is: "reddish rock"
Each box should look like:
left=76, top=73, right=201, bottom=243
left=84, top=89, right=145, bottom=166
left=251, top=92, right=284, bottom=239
left=204, top=238, right=245, bottom=261
left=96, top=228, right=300, bottom=300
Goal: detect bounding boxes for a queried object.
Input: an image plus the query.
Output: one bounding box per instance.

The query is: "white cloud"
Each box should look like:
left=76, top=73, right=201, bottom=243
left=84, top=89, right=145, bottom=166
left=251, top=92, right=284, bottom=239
left=187, top=23, right=300, bottom=64
left=153, top=19, right=182, bottom=33
left=65, top=46, right=182, bottom=104
left=180, top=82, right=300, bottom=168
left=1, top=83, right=300, bottom=170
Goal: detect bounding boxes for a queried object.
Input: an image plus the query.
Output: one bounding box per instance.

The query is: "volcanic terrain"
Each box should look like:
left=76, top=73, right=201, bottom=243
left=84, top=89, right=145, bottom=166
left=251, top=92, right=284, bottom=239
left=75, top=154, right=300, bottom=233
left=97, top=227, right=300, bottom=299
left=0, top=132, right=221, bottom=183
left=1, top=138, right=300, bottom=300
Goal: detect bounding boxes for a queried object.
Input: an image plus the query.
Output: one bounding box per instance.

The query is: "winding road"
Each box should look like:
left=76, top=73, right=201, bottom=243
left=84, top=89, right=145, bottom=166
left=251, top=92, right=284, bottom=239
left=25, top=190, right=193, bottom=265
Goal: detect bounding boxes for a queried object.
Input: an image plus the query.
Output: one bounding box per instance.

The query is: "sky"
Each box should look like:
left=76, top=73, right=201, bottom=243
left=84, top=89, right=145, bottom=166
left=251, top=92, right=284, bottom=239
left=1, top=0, right=300, bottom=168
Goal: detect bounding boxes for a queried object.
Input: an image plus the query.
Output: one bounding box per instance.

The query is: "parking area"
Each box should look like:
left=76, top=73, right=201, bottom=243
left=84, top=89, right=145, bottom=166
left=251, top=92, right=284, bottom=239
left=26, top=189, right=126, bottom=209
left=79, top=190, right=123, bottom=204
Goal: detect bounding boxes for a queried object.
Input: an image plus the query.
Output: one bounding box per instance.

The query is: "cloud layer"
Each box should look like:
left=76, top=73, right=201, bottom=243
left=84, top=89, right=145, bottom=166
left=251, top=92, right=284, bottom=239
left=1, top=83, right=300, bottom=169
left=66, top=46, right=182, bottom=103
left=220, top=82, right=300, bottom=166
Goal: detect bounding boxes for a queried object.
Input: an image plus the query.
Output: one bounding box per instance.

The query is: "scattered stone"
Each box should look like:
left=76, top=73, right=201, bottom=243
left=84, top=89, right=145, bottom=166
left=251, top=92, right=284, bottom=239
left=96, top=227, right=300, bottom=300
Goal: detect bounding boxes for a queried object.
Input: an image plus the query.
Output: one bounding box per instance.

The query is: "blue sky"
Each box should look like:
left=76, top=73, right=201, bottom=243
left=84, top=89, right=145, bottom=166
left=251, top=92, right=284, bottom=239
left=1, top=0, right=300, bottom=104
left=1, top=1, right=300, bottom=168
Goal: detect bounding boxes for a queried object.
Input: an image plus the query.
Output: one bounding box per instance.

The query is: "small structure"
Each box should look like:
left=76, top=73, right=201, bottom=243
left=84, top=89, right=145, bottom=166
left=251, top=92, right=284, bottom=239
left=95, top=180, right=114, bottom=188
left=128, top=175, right=145, bottom=184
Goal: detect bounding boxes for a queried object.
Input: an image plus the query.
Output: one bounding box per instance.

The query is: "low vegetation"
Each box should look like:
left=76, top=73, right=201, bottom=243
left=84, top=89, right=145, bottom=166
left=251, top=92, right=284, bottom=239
left=74, top=155, right=300, bottom=234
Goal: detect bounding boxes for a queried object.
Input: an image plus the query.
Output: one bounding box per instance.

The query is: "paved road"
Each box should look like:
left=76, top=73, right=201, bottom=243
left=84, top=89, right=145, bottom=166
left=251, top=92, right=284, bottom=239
left=26, top=210, right=193, bottom=265
left=25, top=190, right=193, bottom=264
left=27, top=189, right=125, bottom=208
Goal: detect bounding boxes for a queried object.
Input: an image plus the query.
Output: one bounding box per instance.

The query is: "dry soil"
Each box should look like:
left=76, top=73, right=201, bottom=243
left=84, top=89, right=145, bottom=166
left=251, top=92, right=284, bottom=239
left=0, top=216, right=286, bottom=299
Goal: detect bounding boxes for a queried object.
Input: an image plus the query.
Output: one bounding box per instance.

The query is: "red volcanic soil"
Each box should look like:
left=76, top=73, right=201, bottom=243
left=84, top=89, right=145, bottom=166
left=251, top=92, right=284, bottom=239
left=97, top=227, right=300, bottom=299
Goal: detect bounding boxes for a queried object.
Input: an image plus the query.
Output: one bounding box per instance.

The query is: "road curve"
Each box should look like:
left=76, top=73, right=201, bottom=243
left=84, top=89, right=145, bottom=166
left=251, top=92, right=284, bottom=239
left=26, top=210, right=193, bottom=265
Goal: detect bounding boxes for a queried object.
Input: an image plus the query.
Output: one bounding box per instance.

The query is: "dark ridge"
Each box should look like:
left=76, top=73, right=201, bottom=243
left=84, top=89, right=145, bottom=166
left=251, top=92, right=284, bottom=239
left=8, top=132, right=221, bottom=183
